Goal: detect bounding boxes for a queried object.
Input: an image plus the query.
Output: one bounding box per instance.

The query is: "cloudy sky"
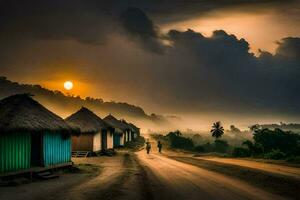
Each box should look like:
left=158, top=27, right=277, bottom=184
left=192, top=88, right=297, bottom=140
left=1, top=0, right=300, bottom=127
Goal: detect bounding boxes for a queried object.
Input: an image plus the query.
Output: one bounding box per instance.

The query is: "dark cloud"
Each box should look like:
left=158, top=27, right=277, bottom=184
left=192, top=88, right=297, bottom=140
left=120, top=7, right=164, bottom=53
left=0, top=0, right=116, bottom=44
left=157, top=30, right=300, bottom=115
left=0, top=0, right=297, bottom=44
left=276, top=37, right=300, bottom=59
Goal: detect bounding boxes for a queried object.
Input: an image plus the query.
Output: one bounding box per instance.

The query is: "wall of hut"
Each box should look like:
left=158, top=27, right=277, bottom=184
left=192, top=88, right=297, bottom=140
left=72, top=134, right=94, bottom=151
left=125, top=131, right=128, bottom=142
left=0, top=133, right=31, bottom=173
left=120, top=134, right=124, bottom=145
left=43, top=132, right=71, bottom=166
left=107, top=130, right=113, bottom=149
left=93, top=132, right=101, bottom=152
left=113, top=133, right=123, bottom=147
left=124, top=130, right=132, bottom=143
left=93, top=130, right=114, bottom=150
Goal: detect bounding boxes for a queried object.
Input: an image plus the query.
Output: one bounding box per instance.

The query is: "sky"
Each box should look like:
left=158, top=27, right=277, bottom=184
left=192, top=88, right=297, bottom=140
left=0, top=0, right=300, bottom=128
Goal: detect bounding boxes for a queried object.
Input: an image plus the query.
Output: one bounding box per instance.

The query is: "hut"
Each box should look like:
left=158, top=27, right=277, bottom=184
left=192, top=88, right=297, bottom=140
left=128, top=123, right=140, bottom=140
left=65, top=107, right=114, bottom=153
left=103, top=114, right=133, bottom=147
left=0, top=94, right=74, bottom=175
left=120, top=119, right=136, bottom=142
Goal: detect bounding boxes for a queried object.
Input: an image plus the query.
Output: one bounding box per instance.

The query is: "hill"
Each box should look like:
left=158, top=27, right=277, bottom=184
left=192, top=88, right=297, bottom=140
left=0, top=76, right=169, bottom=130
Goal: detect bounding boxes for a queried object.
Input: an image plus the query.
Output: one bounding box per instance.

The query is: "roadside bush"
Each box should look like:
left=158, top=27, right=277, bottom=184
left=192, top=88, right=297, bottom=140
left=194, top=145, right=205, bottom=152
left=286, top=156, right=300, bottom=164
left=202, top=142, right=214, bottom=152
left=214, top=140, right=229, bottom=153
left=264, top=149, right=286, bottom=160
left=242, top=140, right=264, bottom=156
left=166, top=130, right=194, bottom=150
left=253, top=128, right=300, bottom=156
left=232, top=147, right=251, bottom=157
left=192, top=134, right=203, bottom=146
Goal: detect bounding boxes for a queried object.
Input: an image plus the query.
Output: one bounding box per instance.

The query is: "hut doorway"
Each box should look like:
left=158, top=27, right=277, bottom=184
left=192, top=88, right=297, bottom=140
left=113, top=134, right=121, bottom=147
left=31, top=133, right=43, bottom=167
left=101, top=130, right=107, bottom=150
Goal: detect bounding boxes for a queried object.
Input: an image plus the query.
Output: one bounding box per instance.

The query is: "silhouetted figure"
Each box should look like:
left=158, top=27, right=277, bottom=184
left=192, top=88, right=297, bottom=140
left=157, top=141, right=162, bottom=153
left=146, top=141, right=151, bottom=154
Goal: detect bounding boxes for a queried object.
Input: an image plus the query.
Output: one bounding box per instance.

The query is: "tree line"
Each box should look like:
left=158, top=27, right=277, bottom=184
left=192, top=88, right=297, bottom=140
left=153, top=121, right=300, bottom=162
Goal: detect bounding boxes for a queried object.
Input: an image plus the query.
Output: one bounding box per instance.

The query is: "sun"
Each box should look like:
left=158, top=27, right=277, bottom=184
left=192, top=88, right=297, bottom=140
left=64, top=81, right=73, bottom=90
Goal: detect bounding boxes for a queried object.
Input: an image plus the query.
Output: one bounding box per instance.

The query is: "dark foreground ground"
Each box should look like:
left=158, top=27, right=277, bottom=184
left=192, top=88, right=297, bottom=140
left=1, top=149, right=300, bottom=200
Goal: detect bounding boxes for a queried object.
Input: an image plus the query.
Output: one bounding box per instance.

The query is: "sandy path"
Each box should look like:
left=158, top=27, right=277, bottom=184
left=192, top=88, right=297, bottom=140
left=0, top=172, right=89, bottom=200
left=137, top=151, right=287, bottom=200
left=192, top=157, right=300, bottom=179
left=46, top=152, right=146, bottom=200
left=0, top=152, right=147, bottom=200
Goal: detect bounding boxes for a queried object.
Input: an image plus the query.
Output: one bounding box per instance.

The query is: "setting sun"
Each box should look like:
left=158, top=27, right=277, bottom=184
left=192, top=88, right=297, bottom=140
left=64, top=81, right=73, bottom=90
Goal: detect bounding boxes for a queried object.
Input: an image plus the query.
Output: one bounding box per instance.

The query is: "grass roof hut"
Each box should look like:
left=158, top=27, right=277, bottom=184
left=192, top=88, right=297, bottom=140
left=66, top=107, right=114, bottom=153
left=103, top=114, right=132, bottom=147
left=128, top=123, right=141, bottom=140
left=0, top=94, right=75, bottom=174
left=120, top=119, right=136, bottom=142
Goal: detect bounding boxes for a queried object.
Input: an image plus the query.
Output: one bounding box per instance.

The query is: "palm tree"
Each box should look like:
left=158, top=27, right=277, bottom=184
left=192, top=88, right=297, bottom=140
left=211, top=121, right=224, bottom=139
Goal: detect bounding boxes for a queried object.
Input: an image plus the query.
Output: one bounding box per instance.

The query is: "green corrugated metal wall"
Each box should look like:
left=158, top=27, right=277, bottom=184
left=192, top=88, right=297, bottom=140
left=43, top=132, right=71, bottom=166
left=0, top=133, right=31, bottom=173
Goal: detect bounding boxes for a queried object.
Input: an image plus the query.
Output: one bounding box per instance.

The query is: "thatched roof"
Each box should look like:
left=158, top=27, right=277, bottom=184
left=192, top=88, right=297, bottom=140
left=120, top=119, right=136, bottom=132
left=65, top=107, right=111, bottom=134
left=0, top=94, right=75, bottom=134
left=103, top=114, right=130, bottom=132
left=128, top=123, right=140, bottom=133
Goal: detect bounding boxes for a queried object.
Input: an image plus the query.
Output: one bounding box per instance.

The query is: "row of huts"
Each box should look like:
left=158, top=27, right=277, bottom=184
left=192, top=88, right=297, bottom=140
left=0, top=94, right=140, bottom=175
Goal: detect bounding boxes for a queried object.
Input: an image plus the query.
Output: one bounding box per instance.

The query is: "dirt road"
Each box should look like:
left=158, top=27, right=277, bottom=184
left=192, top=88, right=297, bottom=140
left=192, top=156, right=300, bottom=179
left=0, top=152, right=149, bottom=200
left=136, top=151, right=288, bottom=200
left=1, top=150, right=298, bottom=200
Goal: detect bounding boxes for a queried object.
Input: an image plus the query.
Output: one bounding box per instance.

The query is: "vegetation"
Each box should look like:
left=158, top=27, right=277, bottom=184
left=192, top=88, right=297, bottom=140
left=229, top=125, right=241, bottom=133
left=124, top=136, right=146, bottom=150
left=260, top=122, right=300, bottom=132
left=152, top=121, right=300, bottom=162
left=232, top=147, right=251, bottom=157
left=253, top=128, right=300, bottom=156
left=264, top=149, right=286, bottom=160
left=210, top=121, right=224, bottom=139
left=233, top=128, right=300, bottom=160
left=214, top=140, right=229, bottom=153
left=166, top=130, right=194, bottom=150
left=194, top=140, right=229, bottom=154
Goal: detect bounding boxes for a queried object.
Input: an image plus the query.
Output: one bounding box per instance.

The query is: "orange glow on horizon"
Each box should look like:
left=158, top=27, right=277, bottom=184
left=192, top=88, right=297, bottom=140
left=41, top=79, right=88, bottom=98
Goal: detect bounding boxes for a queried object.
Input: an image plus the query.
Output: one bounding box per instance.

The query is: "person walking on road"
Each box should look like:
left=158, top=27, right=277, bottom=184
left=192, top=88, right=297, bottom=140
left=157, top=141, right=162, bottom=153
left=146, top=140, right=151, bottom=154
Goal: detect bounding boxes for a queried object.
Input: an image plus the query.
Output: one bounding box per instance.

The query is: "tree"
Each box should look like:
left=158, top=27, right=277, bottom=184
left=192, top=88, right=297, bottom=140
left=253, top=128, right=300, bottom=155
left=242, top=140, right=254, bottom=150
left=166, top=130, right=193, bottom=150
left=242, top=140, right=264, bottom=155
left=229, top=125, right=241, bottom=133
left=214, top=140, right=229, bottom=153
left=211, top=121, right=224, bottom=139
left=249, top=124, right=261, bottom=132
left=192, top=134, right=203, bottom=146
